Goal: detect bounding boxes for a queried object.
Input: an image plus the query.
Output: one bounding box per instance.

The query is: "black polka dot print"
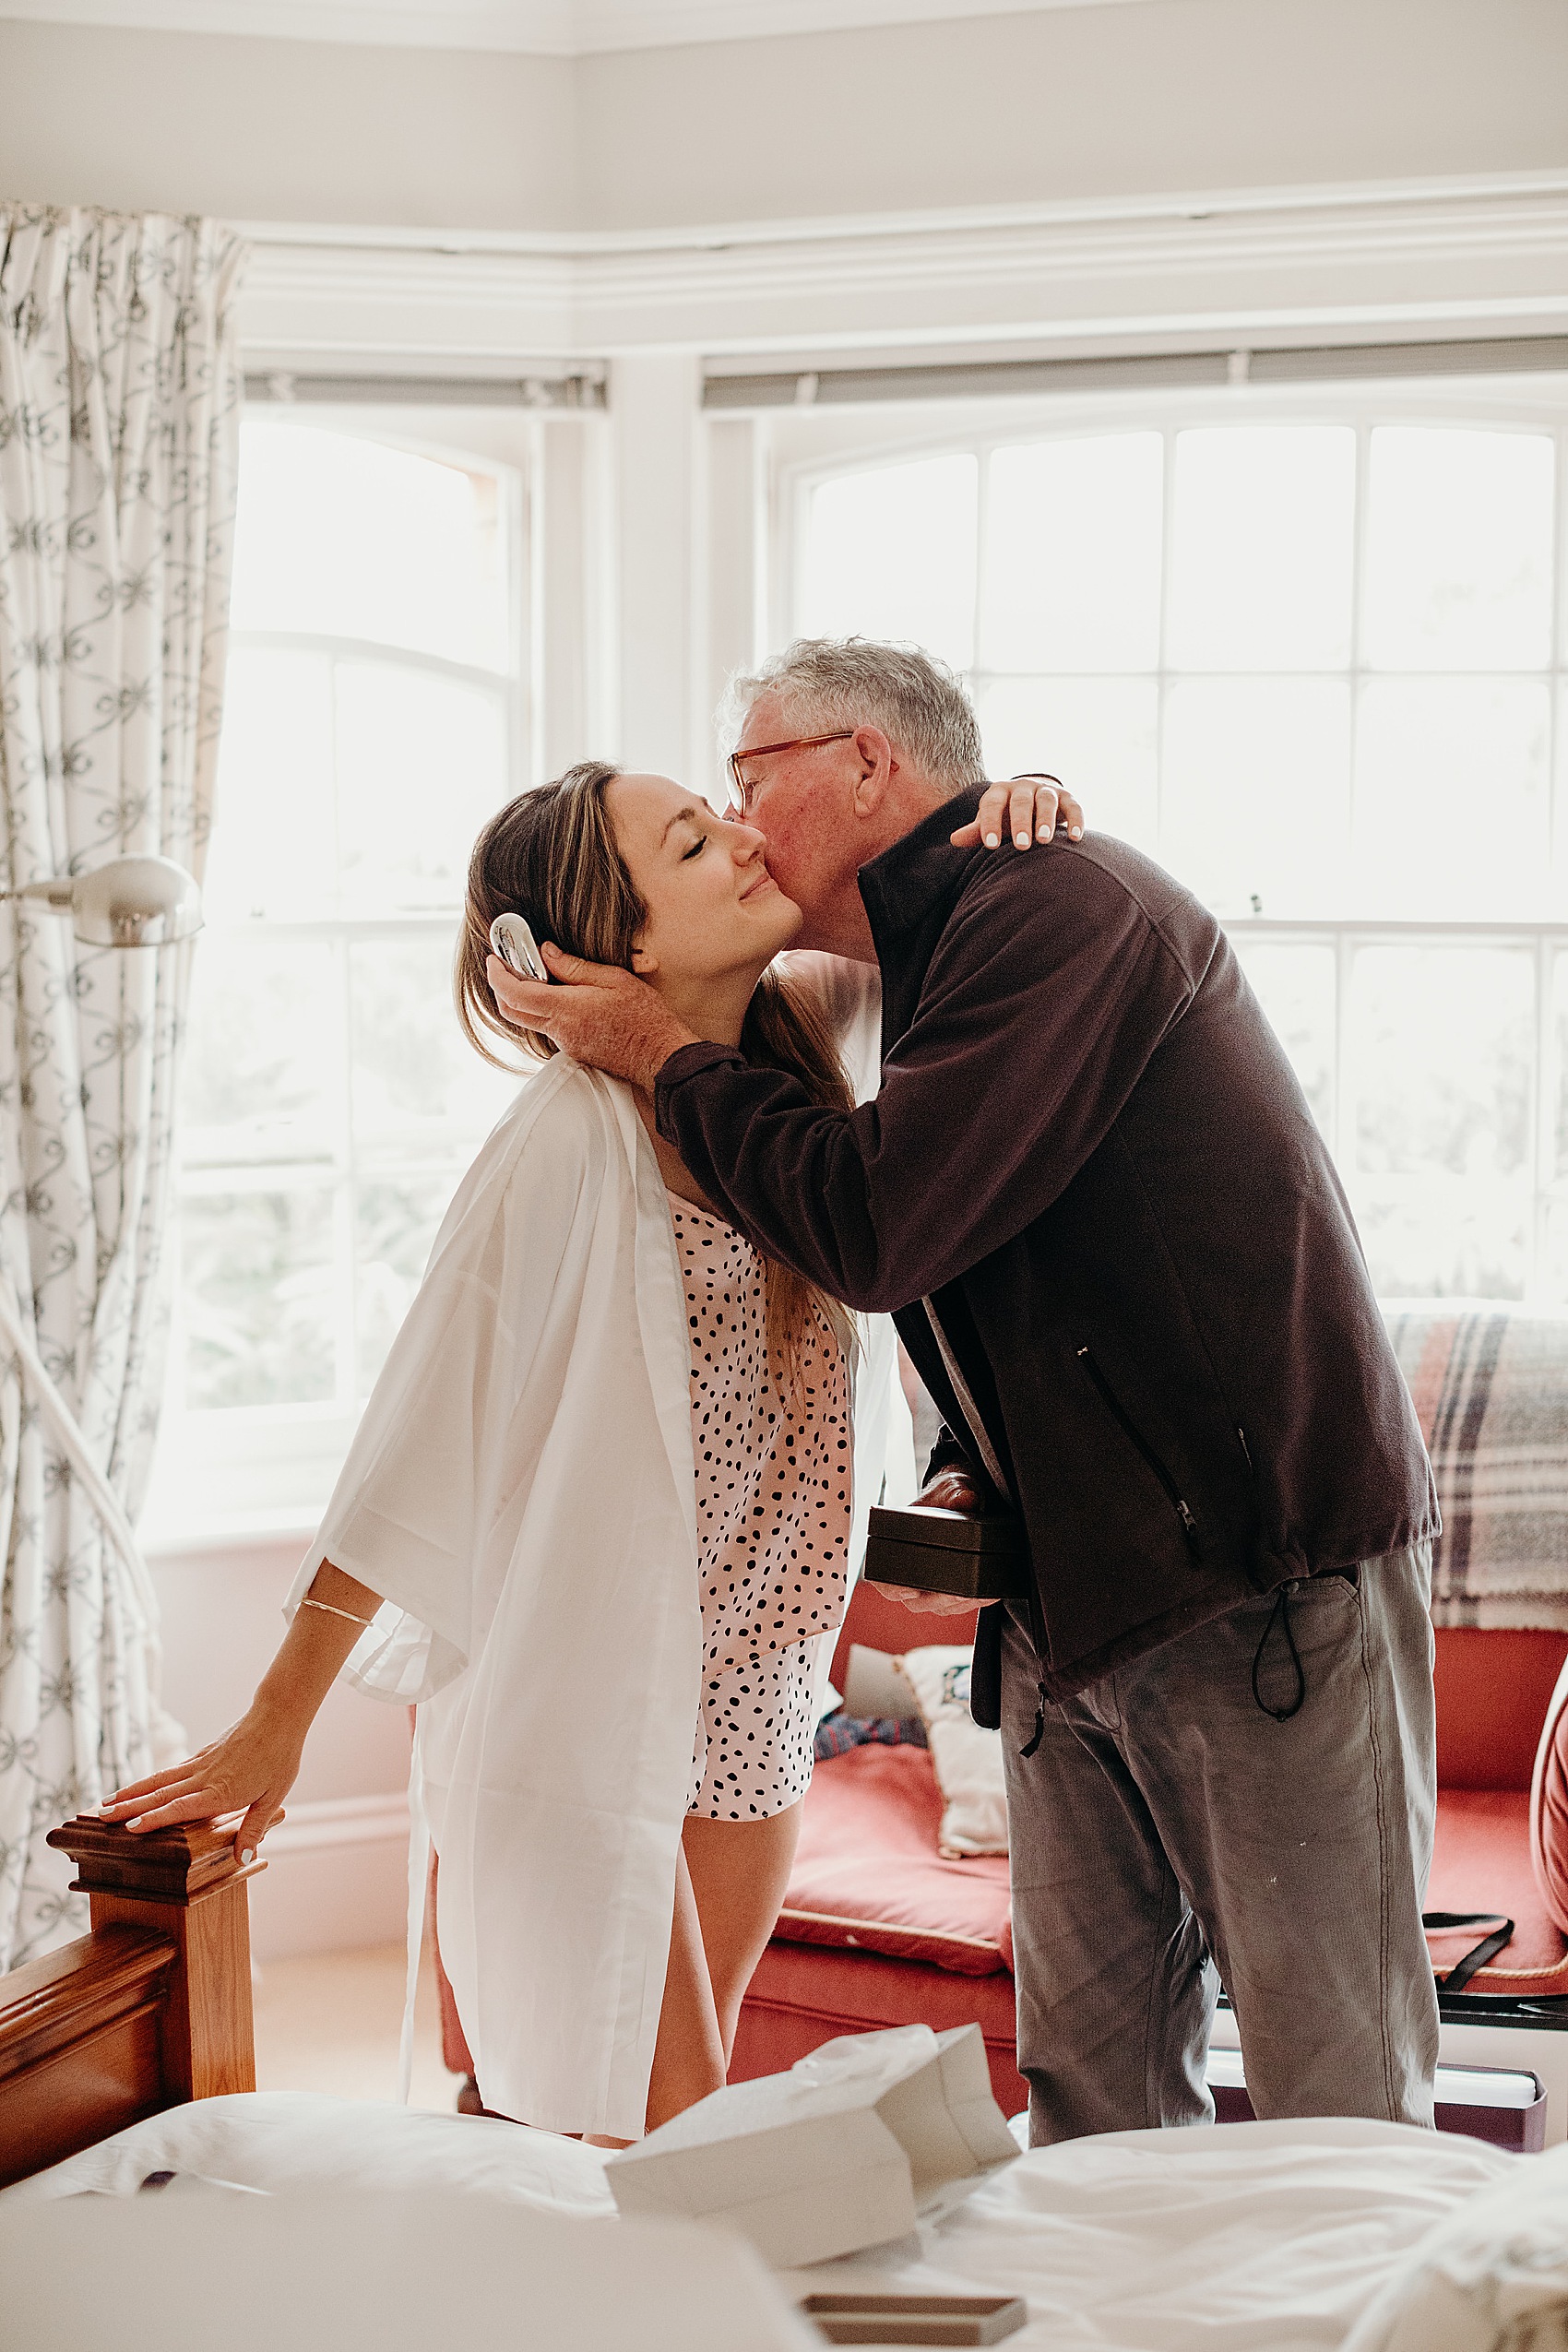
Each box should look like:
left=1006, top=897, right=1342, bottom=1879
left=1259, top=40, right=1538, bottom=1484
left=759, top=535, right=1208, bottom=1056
left=671, top=1194, right=852, bottom=1823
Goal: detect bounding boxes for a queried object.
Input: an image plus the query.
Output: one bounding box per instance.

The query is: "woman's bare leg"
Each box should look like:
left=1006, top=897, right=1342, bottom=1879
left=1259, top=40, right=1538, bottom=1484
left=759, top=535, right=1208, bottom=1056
left=682, top=1801, right=804, bottom=2066
left=628, top=1841, right=728, bottom=2139
left=586, top=1801, right=803, bottom=2144
left=585, top=1845, right=722, bottom=2146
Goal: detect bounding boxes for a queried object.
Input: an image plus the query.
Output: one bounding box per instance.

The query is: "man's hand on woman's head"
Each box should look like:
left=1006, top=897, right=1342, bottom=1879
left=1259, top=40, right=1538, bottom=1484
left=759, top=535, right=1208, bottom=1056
left=952, top=775, right=1084, bottom=853
left=487, top=944, right=698, bottom=1089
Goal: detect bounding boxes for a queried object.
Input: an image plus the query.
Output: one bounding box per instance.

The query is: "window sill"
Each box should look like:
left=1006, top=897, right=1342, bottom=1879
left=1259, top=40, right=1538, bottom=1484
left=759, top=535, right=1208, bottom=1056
left=138, top=1510, right=325, bottom=1564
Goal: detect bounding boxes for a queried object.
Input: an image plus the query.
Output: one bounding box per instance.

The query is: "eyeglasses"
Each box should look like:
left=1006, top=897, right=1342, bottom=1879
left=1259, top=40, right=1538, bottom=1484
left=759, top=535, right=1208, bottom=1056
left=725, top=730, right=855, bottom=815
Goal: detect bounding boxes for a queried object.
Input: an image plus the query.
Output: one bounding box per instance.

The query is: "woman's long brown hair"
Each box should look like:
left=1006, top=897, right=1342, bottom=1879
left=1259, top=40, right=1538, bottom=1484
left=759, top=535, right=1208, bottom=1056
left=456, top=761, right=857, bottom=1387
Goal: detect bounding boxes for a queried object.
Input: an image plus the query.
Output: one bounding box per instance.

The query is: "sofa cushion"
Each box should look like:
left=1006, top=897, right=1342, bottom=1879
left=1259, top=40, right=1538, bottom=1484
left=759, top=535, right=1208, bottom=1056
left=1530, top=1657, right=1568, bottom=1935
left=1429, top=1787, right=1568, bottom=1998
left=774, top=1744, right=1012, bottom=1978
left=897, top=1646, right=1008, bottom=1858
left=1435, top=1628, right=1568, bottom=1792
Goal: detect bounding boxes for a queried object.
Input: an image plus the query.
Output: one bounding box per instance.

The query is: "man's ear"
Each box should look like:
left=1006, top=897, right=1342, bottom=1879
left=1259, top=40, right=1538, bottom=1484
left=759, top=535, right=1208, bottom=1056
left=849, top=726, right=897, bottom=817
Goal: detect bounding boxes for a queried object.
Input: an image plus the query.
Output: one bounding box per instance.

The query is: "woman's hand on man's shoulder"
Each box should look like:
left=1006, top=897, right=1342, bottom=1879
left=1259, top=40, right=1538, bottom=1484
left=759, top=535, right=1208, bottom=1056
left=952, top=776, right=1084, bottom=853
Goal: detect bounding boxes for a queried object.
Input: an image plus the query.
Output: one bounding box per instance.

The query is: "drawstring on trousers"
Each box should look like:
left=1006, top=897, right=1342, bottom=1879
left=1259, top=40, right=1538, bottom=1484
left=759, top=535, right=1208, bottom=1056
left=1252, top=1579, right=1306, bottom=1720
left=1016, top=1586, right=1313, bottom=1748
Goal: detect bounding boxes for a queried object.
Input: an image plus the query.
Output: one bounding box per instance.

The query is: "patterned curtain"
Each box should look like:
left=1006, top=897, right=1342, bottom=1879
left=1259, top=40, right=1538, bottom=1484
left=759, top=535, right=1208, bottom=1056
left=0, top=207, right=245, bottom=1966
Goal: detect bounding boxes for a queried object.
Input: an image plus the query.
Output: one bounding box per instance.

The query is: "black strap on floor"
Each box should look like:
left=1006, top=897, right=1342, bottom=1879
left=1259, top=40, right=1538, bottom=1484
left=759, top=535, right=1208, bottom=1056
left=1423, top=1910, right=1515, bottom=1991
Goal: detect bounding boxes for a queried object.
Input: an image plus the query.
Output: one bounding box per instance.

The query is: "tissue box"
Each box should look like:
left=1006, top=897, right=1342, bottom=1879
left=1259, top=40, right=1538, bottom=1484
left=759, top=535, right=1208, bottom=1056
left=606, top=2023, right=1017, bottom=2269
left=863, top=1506, right=1028, bottom=1601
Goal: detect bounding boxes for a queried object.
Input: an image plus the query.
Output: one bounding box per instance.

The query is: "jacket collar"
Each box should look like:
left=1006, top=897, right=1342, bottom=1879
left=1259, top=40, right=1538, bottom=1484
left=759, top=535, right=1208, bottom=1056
left=857, top=786, right=985, bottom=951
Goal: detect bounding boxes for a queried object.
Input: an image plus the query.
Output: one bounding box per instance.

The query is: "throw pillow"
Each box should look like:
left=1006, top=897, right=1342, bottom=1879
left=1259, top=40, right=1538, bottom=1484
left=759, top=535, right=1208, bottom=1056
left=896, top=1647, right=1008, bottom=1858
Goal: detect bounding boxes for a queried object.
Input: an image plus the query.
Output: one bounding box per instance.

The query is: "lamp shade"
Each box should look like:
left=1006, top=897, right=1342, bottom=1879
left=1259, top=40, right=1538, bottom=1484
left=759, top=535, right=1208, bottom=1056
left=8, top=856, right=203, bottom=947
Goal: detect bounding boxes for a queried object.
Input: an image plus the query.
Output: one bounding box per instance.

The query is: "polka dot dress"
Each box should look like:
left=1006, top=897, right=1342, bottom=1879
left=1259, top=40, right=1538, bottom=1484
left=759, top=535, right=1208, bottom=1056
left=671, top=1194, right=852, bottom=1823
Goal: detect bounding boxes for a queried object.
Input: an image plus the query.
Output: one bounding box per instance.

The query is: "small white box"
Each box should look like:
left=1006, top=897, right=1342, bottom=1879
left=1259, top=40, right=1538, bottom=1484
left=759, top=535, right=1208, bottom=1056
left=606, top=2023, right=1018, bottom=2269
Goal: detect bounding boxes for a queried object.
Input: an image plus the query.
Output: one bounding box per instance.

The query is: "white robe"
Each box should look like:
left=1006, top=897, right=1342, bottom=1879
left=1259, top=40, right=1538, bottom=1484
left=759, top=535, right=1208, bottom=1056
left=288, top=963, right=891, bottom=2138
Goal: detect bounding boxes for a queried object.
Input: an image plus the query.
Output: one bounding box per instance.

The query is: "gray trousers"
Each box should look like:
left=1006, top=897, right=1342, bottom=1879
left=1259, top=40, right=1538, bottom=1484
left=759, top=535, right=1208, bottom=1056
left=1001, top=1545, right=1440, bottom=2144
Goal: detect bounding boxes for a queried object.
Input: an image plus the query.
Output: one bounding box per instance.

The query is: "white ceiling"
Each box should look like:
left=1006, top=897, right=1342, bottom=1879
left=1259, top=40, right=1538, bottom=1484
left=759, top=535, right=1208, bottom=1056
left=0, top=0, right=1156, bottom=55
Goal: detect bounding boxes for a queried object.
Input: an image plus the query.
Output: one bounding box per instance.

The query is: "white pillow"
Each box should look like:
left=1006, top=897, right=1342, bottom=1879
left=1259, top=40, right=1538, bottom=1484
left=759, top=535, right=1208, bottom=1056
left=0, top=2089, right=614, bottom=2215
left=896, top=1646, right=1008, bottom=1858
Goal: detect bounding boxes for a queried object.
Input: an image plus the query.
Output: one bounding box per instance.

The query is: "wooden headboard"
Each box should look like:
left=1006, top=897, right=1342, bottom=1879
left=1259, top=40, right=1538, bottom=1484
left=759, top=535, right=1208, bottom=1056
left=0, top=1817, right=259, bottom=2188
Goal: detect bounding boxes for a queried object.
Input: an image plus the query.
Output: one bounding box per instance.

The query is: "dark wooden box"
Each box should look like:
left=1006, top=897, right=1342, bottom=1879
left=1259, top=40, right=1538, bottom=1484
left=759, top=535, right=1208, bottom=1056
left=863, top=1504, right=1029, bottom=1601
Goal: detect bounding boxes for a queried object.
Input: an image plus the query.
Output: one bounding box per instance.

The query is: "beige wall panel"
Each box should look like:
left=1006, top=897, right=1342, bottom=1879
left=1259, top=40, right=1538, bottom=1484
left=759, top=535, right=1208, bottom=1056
left=2, top=0, right=1566, bottom=237
left=577, top=0, right=1568, bottom=229
left=0, top=19, right=576, bottom=228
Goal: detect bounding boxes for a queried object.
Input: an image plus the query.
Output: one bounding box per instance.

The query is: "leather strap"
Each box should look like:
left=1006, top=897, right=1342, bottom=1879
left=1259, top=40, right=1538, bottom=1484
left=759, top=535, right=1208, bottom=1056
left=1423, top=1910, right=1515, bottom=1992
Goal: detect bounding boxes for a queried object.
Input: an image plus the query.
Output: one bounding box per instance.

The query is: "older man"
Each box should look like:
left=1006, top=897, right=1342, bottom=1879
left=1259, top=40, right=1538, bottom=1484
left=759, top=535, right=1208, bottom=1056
left=491, top=637, right=1442, bottom=2144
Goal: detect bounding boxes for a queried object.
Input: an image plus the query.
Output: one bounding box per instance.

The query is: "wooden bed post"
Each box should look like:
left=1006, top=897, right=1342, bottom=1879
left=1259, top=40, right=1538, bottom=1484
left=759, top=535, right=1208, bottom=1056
left=46, top=1816, right=262, bottom=2102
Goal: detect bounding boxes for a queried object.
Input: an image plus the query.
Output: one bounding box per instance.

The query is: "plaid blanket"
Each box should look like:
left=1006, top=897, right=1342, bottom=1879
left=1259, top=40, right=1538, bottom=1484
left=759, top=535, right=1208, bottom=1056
left=1384, top=1311, right=1568, bottom=1629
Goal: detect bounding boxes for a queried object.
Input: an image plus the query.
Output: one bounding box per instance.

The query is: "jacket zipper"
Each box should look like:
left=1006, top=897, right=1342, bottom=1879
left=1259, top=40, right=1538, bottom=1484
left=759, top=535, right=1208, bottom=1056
left=1076, top=1345, right=1203, bottom=1558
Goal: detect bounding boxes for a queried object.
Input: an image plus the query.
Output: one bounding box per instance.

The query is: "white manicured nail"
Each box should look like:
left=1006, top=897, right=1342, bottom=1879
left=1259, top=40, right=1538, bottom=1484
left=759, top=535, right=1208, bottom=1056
left=983, top=832, right=999, bottom=848
left=239, top=1847, right=255, bottom=1866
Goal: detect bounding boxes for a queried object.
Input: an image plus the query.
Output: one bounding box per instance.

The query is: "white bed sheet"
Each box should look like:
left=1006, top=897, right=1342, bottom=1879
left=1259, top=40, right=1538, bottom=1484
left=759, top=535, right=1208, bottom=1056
left=6, top=2096, right=1562, bottom=2352
left=789, top=2116, right=1520, bottom=2350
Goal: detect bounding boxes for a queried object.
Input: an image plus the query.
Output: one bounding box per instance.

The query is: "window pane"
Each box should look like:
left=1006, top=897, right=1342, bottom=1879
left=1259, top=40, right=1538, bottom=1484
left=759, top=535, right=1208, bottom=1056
left=981, top=434, right=1161, bottom=672
left=355, top=1175, right=461, bottom=1396
left=180, top=1188, right=338, bottom=1408
left=1353, top=1182, right=1528, bottom=1302
left=800, top=456, right=978, bottom=669
left=335, top=664, right=508, bottom=914
left=182, top=939, right=342, bottom=1169
left=231, top=422, right=510, bottom=671
left=204, top=650, right=338, bottom=921
left=1229, top=943, right=1335, bottom=1137
left=1350, top=946, right=1533, bottom=1179
left=1168, top=427, right=1355, bottom=672
left=349, top=936, right=520, bottom=1165
left=1349, top=943, right=1533, bottom=1300
left=1362, top=427, right=1554, bottom=671
left=1351, top=680, right=1550, bottom=920
left=1540, top=1202, right=1568, bottom=1305
left=975, top=678, right=1157, bottom=853
left=1550, top=951, right=1568, bottom=1182
left=1161, top=680, right=1351, bottom=919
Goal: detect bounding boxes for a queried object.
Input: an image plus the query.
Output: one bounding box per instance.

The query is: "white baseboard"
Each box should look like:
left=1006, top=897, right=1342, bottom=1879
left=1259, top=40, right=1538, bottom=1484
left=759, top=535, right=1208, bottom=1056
left=247, top=1792, right=412, bottom=1963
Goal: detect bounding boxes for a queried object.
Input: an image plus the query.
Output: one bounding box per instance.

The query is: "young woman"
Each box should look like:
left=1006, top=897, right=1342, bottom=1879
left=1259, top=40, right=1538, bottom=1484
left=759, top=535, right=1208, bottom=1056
left=101, top=762, right=1072, bottom=2144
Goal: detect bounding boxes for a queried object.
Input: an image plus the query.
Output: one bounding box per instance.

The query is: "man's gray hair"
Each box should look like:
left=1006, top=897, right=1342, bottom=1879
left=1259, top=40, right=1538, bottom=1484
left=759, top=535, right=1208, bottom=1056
left=724, top=638, right=985, bottom=797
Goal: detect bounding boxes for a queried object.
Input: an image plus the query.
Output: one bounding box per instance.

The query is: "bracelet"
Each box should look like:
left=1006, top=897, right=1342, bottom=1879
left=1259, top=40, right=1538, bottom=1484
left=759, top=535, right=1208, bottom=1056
left=299, top=1595, right=375, bottom=1629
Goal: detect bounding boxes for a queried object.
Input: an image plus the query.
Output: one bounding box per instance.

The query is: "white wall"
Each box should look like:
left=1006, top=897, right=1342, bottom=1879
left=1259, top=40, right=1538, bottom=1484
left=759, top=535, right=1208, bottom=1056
left=3, top=0, right=1564, bottom=233
left=0, top=18, right=577, bottom=226
left=150, top=1541, right=414, bottom=1959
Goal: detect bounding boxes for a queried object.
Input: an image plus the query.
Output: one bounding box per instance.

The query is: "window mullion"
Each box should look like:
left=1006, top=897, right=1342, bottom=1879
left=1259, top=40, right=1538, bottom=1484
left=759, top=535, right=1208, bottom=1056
left=336, top=933, right=357, bottom=1414
left=1155, top=426, right=1177, bottom=868
left=1533, top=931, right=1553, bottom=1306
left=971, top=441, right=991, bottom=691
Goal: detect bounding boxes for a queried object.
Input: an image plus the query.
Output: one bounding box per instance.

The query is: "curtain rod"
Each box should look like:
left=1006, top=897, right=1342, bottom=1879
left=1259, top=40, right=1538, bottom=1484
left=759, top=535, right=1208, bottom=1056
left=243, top=370, right=606, bottom=410
left=705, top=332, right=1568, bottom=410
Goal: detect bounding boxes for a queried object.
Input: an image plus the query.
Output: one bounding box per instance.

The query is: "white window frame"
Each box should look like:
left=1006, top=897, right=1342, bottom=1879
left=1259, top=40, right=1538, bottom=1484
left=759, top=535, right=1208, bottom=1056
left=142, top=404, right=547, bottom=1547
left=765, top=372, right=1568, bottom=1308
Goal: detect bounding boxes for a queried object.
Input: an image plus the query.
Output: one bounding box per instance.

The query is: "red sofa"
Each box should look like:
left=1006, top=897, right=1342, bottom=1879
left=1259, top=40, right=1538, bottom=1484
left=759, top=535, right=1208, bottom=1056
left=728, top=1586, right=1568, bottom=2114
left=434, top=1583, right=1568, bottom=2120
